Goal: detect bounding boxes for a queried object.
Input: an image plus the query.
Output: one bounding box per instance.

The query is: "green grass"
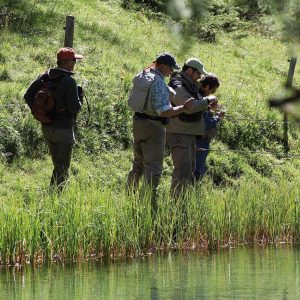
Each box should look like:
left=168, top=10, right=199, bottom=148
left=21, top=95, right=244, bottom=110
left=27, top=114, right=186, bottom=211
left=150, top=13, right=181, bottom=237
left=0, top=153, right=300, bottom=265
left=1, top=0, right=300, bottom=264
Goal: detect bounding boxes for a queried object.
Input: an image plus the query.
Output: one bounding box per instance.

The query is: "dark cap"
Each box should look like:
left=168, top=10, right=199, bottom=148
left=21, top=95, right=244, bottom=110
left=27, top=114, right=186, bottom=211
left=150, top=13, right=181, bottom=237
left=154, top=52, right=180, bottom=69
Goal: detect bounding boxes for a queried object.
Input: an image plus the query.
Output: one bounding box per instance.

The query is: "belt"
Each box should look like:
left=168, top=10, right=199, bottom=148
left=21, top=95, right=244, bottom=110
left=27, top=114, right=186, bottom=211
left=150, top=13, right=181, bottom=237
left=134, top=112, right=168, bottom=125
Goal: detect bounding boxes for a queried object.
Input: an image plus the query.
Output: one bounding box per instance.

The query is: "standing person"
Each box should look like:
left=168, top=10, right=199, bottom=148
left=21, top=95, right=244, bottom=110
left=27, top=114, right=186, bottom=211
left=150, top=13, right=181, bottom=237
left=127, top=52, right=193, bottom=210
left=194, top=74, right=223, bottom=180
left=166, top=58, right=218, bottom=197
left=24, top=47, right=83, bottom=191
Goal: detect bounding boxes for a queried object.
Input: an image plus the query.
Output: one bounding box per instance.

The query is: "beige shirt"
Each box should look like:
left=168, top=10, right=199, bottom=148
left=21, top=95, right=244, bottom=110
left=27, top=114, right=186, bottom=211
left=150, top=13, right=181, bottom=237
left=166, top=74, right=209, bottom=135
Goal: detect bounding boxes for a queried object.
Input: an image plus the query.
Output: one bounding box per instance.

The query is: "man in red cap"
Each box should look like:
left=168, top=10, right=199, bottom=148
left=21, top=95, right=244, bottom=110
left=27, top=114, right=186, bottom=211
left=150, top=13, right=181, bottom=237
left=24, top=47, right=83, bottom=191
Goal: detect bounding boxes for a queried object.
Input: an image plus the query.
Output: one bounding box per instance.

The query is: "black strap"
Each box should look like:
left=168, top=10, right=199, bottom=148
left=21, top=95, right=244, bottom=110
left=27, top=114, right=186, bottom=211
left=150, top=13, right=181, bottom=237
left=134, top=112, right=168, bottom=125
left=142, top=74, right=156, bottom=111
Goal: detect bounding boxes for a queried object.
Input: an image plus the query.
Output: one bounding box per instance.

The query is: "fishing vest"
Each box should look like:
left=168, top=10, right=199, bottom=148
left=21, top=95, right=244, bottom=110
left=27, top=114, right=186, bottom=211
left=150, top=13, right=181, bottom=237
left=169, top=73, right=203, bottom=122
left=128, top=68, right=158, bottom=116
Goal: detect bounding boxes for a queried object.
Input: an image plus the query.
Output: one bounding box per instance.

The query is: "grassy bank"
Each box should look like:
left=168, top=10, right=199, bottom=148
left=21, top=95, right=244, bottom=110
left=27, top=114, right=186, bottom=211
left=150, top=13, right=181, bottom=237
left=0, top=153, right=300, bottom=265
left=1, top=0, right=300, bottom=264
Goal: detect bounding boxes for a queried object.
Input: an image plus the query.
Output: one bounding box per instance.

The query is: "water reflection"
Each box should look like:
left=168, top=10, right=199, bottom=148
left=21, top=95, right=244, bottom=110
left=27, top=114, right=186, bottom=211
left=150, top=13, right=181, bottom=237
left=1, top=246, right=300, bottom=299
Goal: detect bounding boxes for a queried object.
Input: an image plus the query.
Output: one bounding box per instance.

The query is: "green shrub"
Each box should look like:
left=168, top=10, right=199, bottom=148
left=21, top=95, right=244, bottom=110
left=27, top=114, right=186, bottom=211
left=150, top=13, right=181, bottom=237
left=181, top=6, right=248, bottom=43
left=19, top=117, right=47, bottom=159
left=75, top=99, right=132, bottom=154
left=207, top=150, right=246, bottom=186
left=231, top=0, right=272, bottom=20
left=0, top=0, right=36, bottom=31
left=246, top=153, right=277, bottom=177
left=0, top=53, right=5, bottom=63
left=121, top=0, right=167, bottom=12
left=0, top=67, right=11, bottom=81
left=218, top=111, right=284, bottom=152
left=0, top=0, right=59, bottom=32
left=0, top=119, right=23, bottom=161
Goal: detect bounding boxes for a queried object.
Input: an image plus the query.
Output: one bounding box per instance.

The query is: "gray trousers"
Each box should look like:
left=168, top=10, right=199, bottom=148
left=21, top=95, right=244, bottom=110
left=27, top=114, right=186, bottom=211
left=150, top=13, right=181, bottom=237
left=166, top=133, right=196, bottom=198
left=42, top=124, right=75, bottom=189
left=127, top=117, right=166, bottom=196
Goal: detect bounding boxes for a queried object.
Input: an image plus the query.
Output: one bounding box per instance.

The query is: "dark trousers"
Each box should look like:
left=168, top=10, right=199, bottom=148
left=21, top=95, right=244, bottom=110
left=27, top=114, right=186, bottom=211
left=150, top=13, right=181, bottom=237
left=194, top=138, right=210, bottom=180
left=42, top=124, right=75, bottom=189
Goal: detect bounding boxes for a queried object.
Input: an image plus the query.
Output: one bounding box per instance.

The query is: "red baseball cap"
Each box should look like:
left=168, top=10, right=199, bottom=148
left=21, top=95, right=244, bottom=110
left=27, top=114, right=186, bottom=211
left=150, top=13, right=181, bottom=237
left=57, top=47, right=83, bottom=60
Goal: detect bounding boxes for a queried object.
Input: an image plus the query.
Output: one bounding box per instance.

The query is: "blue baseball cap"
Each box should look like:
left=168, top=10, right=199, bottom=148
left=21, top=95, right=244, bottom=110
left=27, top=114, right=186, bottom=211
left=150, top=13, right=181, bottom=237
left=154, top=52, right=180, bottom=69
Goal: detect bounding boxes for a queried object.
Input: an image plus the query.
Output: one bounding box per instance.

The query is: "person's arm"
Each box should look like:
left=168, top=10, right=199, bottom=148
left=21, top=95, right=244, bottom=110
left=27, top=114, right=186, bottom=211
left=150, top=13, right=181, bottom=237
left=151, top=79, right=191, bottom=117
left=64, top=77, right=82, bottom=114
left=188, top=95, right=218, bottom=114
left=160, top=99, right=193, bottom=117
left=172, top=85, right=218, bottom=114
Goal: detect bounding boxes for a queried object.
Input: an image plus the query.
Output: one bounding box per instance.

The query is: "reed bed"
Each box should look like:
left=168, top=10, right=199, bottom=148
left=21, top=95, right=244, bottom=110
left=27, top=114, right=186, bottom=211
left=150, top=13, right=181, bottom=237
left=1, top=169, right=299, bottom=266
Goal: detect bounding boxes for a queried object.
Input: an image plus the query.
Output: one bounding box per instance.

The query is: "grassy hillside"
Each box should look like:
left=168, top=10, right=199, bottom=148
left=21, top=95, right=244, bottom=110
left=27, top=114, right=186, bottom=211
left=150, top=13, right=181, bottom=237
left=1, top=0, right=300, bottom=182
left=0, top=0, right=300, bottom=263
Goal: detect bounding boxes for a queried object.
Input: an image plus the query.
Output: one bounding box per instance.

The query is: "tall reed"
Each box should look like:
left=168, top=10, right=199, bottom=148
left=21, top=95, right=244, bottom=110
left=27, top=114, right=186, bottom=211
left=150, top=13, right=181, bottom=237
left=0, top=170, right=299, bottom=265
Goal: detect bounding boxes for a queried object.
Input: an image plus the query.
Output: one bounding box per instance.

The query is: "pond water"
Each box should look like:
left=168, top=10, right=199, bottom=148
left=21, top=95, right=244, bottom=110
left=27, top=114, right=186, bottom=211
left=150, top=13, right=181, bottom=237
left=1, top=246, right=300, bottom=299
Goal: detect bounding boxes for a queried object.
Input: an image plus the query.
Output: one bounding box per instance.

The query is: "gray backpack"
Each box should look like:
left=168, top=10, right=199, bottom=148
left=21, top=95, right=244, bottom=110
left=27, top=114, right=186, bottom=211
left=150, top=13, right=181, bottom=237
left=128, top=69, right=156, bottom=112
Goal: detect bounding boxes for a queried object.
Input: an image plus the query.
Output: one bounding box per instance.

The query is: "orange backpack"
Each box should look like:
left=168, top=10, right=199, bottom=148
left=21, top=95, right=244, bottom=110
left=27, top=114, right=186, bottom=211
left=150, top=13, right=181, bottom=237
left=25, top=73, right=66, bottom=124
left=31, top=82, right=57, bottom=124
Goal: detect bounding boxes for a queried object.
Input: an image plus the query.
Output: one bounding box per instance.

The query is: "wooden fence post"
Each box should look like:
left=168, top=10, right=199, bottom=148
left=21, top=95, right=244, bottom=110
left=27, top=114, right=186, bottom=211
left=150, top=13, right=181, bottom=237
left=283, top=57, right=297, bottom=155
left=64, top=15, right=75, bottom=48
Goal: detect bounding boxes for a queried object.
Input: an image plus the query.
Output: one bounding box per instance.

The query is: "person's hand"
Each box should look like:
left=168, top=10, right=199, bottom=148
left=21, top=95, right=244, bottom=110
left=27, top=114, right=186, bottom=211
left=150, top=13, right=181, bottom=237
left=217, top=111, right=225, bottom=120
left=210, top=102, right=221, bottom=110
left=207, top=95, right=218, bottom=105
left=183, top=98, right=194, bottom=110
left=78, top=86, right=84, bottom=97
left=77, top=86, right=84, bottom=103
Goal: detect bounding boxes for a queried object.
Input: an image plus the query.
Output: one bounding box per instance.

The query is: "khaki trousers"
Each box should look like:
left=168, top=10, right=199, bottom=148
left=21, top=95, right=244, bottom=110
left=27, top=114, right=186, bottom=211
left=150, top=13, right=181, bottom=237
left=127, top=117, right=166, bottom=194
left=166, top=133, right=196, bottom=197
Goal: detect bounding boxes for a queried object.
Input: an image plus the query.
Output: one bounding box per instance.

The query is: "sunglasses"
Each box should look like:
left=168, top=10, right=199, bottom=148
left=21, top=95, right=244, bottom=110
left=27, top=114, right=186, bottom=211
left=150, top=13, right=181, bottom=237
left=193, top=69, right=201, bottom=77
left=167, top=65, right=174, bottom=71
left=196, top=71, right=202, bottom=77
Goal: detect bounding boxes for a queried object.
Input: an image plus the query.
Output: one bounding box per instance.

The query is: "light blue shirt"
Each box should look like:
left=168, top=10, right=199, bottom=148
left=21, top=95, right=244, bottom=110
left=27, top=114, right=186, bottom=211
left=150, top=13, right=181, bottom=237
left=150, top=69, right=172, bottom=115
